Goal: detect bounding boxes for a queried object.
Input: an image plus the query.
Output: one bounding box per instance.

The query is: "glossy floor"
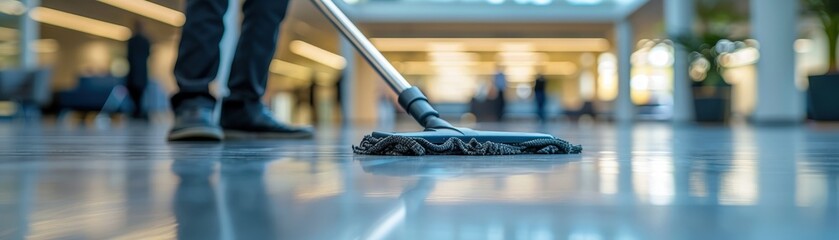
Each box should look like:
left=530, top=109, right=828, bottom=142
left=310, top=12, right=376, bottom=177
left=1, top=121, right=838, bottom=240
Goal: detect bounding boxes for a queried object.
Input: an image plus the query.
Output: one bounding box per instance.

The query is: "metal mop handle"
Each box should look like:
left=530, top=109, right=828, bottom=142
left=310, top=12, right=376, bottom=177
left=312, top=0, right=455, bottom=130
left=310, top=0, right=411, bottom=93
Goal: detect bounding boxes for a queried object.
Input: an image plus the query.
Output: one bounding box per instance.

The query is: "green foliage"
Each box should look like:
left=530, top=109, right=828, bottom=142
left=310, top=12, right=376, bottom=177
left=804, top=0, right=839, bottom=72
left=696, top=0, right=747, bottom=35
left=672, top=0, right=745, bottom=86
left=673, top=34, right=735, bottom=87
left=804, top=0, right=839, bottom=18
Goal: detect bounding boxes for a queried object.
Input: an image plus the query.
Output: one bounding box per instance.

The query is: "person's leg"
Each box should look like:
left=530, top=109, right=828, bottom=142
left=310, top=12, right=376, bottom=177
left=536, top=93, right=546, bottom=122
left=168, top=0, right=229, bottom=141
left=171, top=0, right=229, bottom=111
left=220, top=0, right=312, bottom=138
left=497, top=89, right=506, bottom=121
left=224, top=0, right=289, bottom=103
left=127, top=84, right=146, bottom=118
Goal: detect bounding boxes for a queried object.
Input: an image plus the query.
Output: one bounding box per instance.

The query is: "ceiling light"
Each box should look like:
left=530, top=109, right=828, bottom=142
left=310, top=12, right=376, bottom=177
left=499, top=43, right=533, bottom=52
left=30, top=7, right=131, bottom=41
left=0, top=27, right=18, bottom=39
left=270, top=59, right=311, bottom=79
left=35, top=39, right=59, bottom=53
left=427, top=42, right=464, bottom=52
left=532, top=0, right=552, bottom=5
left=0, top=0, right=24, bottom=15
left=566, top=0, right=603, bottom=5
left=428, top=52, right=478, bottom=62
left=290, top=40, right=346, bottom=69
left=0, top=41, right=16, bottom=55
left=98, top=0, right=185, bottom=27
left=372, top=38, right=611, bottom=52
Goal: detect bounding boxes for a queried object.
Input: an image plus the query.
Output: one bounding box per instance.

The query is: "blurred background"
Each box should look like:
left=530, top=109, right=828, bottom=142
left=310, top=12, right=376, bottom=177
left=0, top=0, right=832, bottom=126
left=4, top=1, right=839, bottom=239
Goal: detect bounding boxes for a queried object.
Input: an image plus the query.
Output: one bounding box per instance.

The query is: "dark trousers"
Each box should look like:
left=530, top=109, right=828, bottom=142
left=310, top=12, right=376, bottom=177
left=126, top=67, right=147, bottom=118
left=534, top=92, right=546, bottom=122
left=496, top=89, right=506, bottom=121
left=126, top=84, right=146, bottom=118
left=171, top=0, right=290, bottom=111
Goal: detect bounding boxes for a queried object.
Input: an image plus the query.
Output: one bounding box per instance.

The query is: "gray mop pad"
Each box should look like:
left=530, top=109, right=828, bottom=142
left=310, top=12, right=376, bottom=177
left=353, top=135, right=582, bottom=155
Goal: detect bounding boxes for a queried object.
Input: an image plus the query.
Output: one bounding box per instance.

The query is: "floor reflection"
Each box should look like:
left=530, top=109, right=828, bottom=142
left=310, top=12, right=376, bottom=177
left=356, top=156, right=578, bottom=240
left=3, top=123, right=839, bottom=239
left=171, top=145, right=277, bottom=240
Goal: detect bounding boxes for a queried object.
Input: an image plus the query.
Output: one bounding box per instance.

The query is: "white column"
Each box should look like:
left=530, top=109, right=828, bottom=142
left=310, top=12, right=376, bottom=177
left=665, top=0, right=694, bottom=123
left=339, top=36, right=355, bottom=123
left=615, top=20, right=634, bottom=122
left=19, top=0, right=39, bottom=70
left=751, top=0, right=802, bottom=123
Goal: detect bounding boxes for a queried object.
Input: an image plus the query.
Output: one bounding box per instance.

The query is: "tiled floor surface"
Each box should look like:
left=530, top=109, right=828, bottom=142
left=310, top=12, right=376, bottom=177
left=1, top=121, right=838, bottom=239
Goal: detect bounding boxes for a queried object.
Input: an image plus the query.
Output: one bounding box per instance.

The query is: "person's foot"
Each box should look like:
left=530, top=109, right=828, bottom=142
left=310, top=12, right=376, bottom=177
left=168, top=107, right=224, bottom=141
left=220, top=101, right=314, bottom=139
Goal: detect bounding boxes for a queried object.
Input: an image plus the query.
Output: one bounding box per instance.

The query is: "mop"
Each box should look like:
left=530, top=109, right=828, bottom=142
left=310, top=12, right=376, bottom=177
left=312, top=0, right=582, bottom=155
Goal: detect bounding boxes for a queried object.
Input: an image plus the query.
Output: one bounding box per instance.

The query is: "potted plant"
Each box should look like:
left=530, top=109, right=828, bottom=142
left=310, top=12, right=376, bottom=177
left=673, top=0, right=746, bottom=122
left=677, top=36, right=735, bottom=122
left=805, top=0, right=839, bottom=120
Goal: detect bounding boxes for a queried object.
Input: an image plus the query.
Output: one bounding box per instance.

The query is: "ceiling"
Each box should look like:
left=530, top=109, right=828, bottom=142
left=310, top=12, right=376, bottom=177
left=0, top=0, right=661, bottom=86
left=341, top=0, right=649, bottom=23
left=24, top=0, right=651, bottom=49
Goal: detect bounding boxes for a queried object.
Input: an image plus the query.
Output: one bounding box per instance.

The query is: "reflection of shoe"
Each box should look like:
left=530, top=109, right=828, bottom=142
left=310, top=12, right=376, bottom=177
left=168, top=107, right=224, bottom=141
left=220, top=101, right=314, bottom=139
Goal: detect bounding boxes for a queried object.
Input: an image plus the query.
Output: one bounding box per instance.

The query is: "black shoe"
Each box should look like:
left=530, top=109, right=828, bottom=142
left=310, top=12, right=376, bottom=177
left=168, top=107, right=224, bottom=141
left=220, top=101, right=314, bottom=139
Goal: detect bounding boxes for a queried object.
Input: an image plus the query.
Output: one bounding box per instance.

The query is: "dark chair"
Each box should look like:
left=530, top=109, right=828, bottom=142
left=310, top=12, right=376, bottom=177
left=563, top=101, right=597, bottom=121
left=0, top=69, right=52, bottom=119
left=55, top=76, right=131, bottom=118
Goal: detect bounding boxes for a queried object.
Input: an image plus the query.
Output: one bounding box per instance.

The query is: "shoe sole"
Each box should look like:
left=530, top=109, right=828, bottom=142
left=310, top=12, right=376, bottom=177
left=223, top=129, right=313, bottom=139
left=168, top=127, right=225, bottom=141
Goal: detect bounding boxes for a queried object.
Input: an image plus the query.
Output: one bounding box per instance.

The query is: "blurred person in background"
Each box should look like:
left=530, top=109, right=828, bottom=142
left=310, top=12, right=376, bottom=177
left=533, top=71, right=547, bottom=123
left=493, top=65, right=507, bottom=121
left=126, top=21, right=150, bottom=120
left=168, top=0, right=313, bottom=141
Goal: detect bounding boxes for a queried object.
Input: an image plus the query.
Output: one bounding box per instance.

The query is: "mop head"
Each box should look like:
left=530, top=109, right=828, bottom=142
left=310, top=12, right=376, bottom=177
left=353, top=135, right=582, bottom=156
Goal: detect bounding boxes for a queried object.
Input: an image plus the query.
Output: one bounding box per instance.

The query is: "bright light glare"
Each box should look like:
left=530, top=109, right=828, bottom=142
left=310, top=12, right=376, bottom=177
left=35, top=39, right=59, bottom=53
left=0, top=26, right=17, bottom=39
left=30, top=7, right=132, bottom=41
left=270, top=59, right=311, bottom=80
left=372, top=38, right=611, bottom=53
left=98, top=0, right=185, bottom=27
left=647, top=45, right=673, bottom=67
left=0, top=0, right=24, bottom=15
left=290, top=40, right=346, bottom=69
left=631, top=75, right=649, bottom=90
left=718, top=47, right=759, bottom=68
left=566, top=0, right=603, bottom=5
left=597, top=52, right=618, bottom=101
left=794, top=39, right=811, bottom=53
left=364, top=203, right=406, bottom=240
left=515, top=84, right=532, bottom=99
left=579, top=71, right=595, bottom=100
